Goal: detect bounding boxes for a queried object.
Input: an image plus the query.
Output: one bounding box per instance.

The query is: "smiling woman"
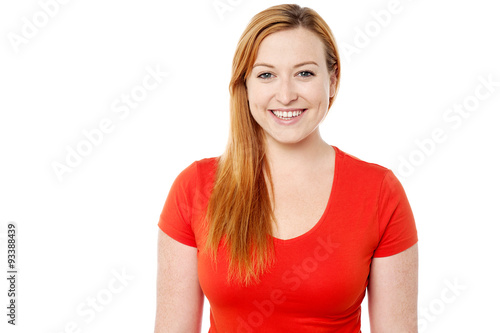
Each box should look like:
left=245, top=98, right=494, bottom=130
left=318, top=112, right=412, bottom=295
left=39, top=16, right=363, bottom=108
left=155, top=4, right=418, bottom=333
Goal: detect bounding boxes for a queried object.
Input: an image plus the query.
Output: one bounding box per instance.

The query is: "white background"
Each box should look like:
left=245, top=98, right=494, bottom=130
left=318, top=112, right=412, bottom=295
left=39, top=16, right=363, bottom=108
left=1, top=0, right=499, bottom=332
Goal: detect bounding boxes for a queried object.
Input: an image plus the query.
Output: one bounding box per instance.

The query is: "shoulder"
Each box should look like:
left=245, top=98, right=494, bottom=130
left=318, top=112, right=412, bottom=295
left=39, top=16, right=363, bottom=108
left=195, top=156, right=219, bottom=173
left=335, top=146, right=392, bottom=184
left=170, top=156, right=220, bottom=197
left=174, top=156, right=219, bottom=179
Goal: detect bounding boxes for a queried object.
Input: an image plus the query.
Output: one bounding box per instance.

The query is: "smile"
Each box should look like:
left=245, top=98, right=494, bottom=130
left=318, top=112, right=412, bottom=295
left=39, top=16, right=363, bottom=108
left=270, top=109, right=306, bottom=120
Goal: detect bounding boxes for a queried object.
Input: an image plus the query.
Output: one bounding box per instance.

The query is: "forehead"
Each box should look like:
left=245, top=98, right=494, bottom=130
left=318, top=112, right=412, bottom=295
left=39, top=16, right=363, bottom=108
left=253, top=27, right=326, bottom=67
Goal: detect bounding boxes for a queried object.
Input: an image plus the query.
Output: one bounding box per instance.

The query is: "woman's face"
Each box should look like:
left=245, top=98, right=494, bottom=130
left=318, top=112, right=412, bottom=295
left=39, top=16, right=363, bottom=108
left=246, top=27, right=336, bottom=147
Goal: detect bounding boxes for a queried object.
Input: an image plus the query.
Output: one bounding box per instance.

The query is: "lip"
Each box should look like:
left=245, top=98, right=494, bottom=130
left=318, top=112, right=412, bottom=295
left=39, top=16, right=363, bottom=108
left=269, top=108, right=306, bottom=112
left=268, top=108, right=306, bottom=125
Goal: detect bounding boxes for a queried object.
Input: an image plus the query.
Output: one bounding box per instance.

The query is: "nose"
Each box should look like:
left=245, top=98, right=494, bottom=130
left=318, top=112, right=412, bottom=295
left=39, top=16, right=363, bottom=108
left=275, top=77, right=298, bottom=105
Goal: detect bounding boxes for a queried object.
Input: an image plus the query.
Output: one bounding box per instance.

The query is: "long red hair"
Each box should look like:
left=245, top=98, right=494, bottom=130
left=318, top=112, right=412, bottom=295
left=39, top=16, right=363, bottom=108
left=203, top=4, right=341, bottom=286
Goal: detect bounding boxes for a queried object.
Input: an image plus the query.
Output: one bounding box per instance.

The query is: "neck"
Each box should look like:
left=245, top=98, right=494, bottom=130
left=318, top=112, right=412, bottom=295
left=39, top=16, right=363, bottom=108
left=264, top=130, right=333, bottom=175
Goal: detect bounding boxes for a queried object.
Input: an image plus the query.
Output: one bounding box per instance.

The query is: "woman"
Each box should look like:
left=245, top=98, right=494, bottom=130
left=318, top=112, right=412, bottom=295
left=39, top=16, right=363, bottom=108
left=155, top=4, right=418, bottom=332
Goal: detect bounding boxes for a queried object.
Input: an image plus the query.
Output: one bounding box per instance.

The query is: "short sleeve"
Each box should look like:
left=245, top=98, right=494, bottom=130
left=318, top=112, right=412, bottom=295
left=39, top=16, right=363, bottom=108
left=373, top=170, right=418, bottom=257
left=157, top=161, right=198, bottom=248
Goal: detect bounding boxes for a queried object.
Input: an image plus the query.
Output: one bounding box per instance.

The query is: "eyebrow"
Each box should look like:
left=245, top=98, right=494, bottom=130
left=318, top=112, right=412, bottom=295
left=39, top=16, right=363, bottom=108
left=252, top=61, right=319, bottom=69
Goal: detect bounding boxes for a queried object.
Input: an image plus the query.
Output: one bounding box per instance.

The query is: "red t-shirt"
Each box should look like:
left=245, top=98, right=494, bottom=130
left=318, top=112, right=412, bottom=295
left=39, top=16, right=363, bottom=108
left=158, top=146, right=418, bottom=332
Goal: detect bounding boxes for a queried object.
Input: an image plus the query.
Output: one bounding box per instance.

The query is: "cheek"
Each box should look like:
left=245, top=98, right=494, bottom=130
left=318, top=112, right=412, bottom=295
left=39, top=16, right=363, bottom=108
left=247, top=84, right=270, bottom=108
left=304, top=84, right=328, bottom=105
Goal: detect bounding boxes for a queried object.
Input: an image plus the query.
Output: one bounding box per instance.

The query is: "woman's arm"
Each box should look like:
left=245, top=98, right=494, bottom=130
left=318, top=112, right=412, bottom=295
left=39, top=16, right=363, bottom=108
left=154, top=229, right=204, bottom=333
left=367, top=243, right=418, bottom=333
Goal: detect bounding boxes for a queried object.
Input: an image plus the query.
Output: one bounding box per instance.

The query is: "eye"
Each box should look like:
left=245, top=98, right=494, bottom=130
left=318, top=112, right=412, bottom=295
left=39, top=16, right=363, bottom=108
left=297, top=70, right=314, bottom=77
left=257, top=72, right=274, bottom=79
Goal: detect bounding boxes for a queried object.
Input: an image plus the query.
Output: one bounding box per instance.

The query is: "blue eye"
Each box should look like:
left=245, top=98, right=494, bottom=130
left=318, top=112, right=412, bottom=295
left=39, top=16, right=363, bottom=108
left=298, top=71, right=314, bottom=77
left=258, top=72, right=273, bottom=79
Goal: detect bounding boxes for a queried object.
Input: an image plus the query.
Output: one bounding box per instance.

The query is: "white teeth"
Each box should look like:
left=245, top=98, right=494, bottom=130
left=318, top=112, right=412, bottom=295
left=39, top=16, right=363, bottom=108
left=272, top=110, right=304, bottom=120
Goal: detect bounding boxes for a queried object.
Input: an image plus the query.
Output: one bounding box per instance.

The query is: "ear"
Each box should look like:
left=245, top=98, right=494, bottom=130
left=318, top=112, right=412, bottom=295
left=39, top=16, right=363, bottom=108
left=329, top=63, right=338, bottom=98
